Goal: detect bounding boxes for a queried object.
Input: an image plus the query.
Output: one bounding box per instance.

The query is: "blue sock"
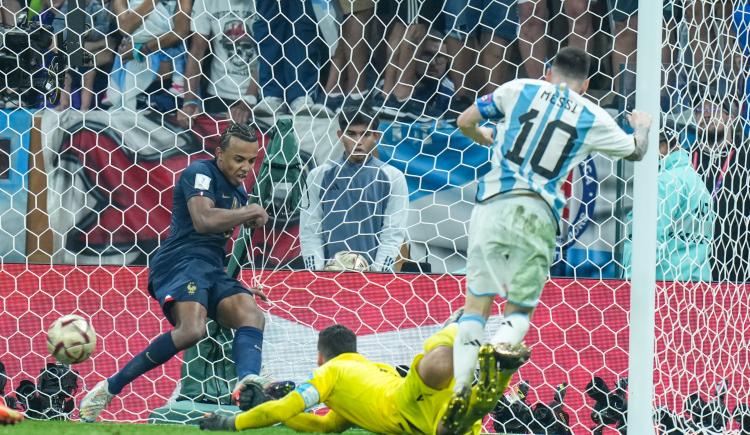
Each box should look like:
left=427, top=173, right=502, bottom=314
left=107, top=332, right=178, bottom=395
left=233, top=326, right=263, bottom=379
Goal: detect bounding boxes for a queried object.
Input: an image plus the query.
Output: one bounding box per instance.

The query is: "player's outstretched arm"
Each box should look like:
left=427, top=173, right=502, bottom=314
left=188, top=196, right=268, bottom=234
left=200, top=391, right=306, bottom=431
left=624, top=110, right=653, bottom=161
left=237, top=391, right=306, bottom=430
left=284, top=409, right=352, bottom=433
left=457, top=105, right=495, bottom=146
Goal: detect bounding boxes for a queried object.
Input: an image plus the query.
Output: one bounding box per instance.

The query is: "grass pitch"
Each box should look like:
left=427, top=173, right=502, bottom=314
left=0, top=420, right=315, bottom=435
left=1, top=420, right=508, bottom=434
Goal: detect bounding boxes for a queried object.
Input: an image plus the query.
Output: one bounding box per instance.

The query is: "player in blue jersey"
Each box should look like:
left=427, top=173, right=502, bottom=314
left=442, top=47, right=653, bottom=433
left=80, top=123, right=271, bottom=422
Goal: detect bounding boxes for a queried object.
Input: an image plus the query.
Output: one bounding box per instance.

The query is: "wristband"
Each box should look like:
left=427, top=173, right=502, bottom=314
left=133, top=42, right=152, bottom=62
left=133, top=43, right=145, bottom=62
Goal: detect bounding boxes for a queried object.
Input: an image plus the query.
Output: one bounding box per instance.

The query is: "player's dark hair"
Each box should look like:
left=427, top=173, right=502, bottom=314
left=318, top=324, right=357, bottom=360
left=219, top=122, right=258, bottom=150
left=338, top=107, right=380, bottom=132
left=552, top=47, right=590, bottom=82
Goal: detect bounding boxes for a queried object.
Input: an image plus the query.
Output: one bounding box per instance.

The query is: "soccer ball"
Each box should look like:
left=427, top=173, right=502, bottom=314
left=46, top=314, right=97, bottom=365
left=325, top=251, right=370, bottom=272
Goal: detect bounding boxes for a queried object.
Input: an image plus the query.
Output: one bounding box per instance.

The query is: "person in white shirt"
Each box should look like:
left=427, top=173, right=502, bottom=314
left=178, top=0, right=259, bottom=126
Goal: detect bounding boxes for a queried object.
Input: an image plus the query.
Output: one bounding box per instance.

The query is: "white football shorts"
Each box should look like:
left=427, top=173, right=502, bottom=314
left=466, top=192, right=557, bottom=308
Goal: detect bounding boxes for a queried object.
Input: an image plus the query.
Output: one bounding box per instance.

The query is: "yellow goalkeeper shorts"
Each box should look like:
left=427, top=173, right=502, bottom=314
left=393, top=325, right=481, bottom=435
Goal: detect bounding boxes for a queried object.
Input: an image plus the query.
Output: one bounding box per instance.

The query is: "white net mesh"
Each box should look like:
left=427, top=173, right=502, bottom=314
left=0, top=0, right=748, bottom=433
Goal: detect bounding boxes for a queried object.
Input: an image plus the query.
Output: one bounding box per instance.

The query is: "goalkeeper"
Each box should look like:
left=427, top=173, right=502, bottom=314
left=200, top=323, right=530, bottom=434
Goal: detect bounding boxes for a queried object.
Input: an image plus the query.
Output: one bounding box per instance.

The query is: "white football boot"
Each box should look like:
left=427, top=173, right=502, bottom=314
left=79, top=379, right=114, bottom=422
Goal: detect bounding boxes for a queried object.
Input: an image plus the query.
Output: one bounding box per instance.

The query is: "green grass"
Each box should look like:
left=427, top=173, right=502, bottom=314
left=0, top=420, right=311, bottom=435
left=1, top=420, right=505, bottom=435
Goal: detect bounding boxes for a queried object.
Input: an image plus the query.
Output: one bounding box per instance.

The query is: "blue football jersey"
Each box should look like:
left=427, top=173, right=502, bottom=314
left=475, top=78, right=636, bottom=220
left=150, top=159, right=248, bottom=271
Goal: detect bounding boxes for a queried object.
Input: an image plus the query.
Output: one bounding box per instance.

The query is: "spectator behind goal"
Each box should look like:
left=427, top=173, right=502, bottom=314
left=178, top=0, right=259, bottom=126
left=623, top=125, right=715, bottom=281
left=299, top=108, right=409, bottom=272
left=106, top=0, right=191, bottom=110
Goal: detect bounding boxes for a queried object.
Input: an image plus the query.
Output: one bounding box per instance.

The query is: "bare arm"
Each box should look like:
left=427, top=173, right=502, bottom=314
left=141, top=0, right=192, bottom=53
left=187, top=196, right=267, bottom=234
left=183, top=33, right=209, bottom=100
left=112, top=0, right=156, bottom=34
left=457, top=105, right=495, bottom=145
left=624, top=111, right=653, bottom=162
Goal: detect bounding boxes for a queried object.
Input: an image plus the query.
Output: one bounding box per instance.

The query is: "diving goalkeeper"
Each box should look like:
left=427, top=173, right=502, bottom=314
left=200, top=322, right=530, bottom=434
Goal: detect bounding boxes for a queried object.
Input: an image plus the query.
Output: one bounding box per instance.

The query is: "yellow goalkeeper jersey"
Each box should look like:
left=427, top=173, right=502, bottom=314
left=234, top=325, right=478, bottom=435
left=304, top=324, right=472, bottom=435
left=308, top=353, right=411, bottom=433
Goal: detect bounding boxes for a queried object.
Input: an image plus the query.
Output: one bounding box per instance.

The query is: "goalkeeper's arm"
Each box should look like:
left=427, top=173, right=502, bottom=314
left=205, top=391, right=349, bottom=433
left=201, top=392, right=308, bottom=431
left=233, top=392, right=307, bottom=430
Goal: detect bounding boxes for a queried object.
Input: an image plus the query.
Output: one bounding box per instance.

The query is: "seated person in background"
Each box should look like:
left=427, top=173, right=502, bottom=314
left=252, top=0, right=329, bottom=117
left=443, top=0, right=519, bottom=113
left=299, top=108, right=409, bottom=272
left=623, top=126, right=714, bottom=282
left=517, top=0, right=593, bottom=79
left=107, top=0, right=191, bottom=110
left=178, top=0, right=259, bottom=126
left=322, top=0, right=374, bottom=113
left=378, top=31, right=454, bottom=122
left=200, top=323, right=531, bottom=435
left=378, top=0, right=444, bottom=99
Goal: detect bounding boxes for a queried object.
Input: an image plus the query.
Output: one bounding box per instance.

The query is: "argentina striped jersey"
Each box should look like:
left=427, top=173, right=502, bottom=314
left=475, top=78, right=636, bottom=220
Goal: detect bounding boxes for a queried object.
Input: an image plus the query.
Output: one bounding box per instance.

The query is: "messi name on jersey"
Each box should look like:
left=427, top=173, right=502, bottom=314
left=539, top=88, right=581, bottom=114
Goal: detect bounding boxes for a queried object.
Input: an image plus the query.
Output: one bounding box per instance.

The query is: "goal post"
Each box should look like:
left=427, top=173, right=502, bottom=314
left=627, top=0, right=663, bottom=433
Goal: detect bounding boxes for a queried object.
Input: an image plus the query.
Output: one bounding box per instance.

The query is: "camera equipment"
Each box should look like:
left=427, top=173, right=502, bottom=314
left=492, top=381, right=533, bottom=434
left=586, top=376, right=628, bottom=435
left=0, top=20, right=56, bottom=105
left=13, top=363, right=80, bottom=420
left=685, top=380, right=730, bottom=432
left=529, top=383, right=572, bottom=435
left=0, top=1, right=93, bottom=106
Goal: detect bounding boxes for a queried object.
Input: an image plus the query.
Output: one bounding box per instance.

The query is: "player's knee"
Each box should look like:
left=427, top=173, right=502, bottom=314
left=418, top=346, right=453, bottom=390
left=242, top=308, right=265, bottom=330
left=230, top=303, right=265, bottom=330
left=216, top=294, right=265, bottom=330
left=172, top=322, right=207, bottom=349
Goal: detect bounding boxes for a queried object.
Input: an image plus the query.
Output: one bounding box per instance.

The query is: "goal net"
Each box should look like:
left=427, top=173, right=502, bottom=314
left=0, top=0, right=749, bottom=432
